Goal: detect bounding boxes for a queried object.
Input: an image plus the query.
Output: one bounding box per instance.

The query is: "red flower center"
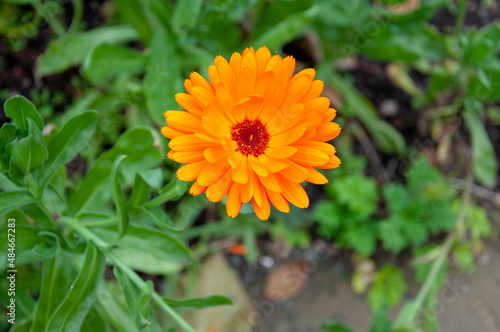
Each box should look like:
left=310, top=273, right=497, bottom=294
left=231, top=119, right=270, bottom=157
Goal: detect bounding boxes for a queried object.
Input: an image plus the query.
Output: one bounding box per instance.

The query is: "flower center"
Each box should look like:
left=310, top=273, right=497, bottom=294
left=231, top=119, right=270, bottom=157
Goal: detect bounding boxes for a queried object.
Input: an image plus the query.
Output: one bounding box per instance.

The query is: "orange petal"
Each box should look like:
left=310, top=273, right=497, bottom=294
left=198, top=161, right=230, bottom=187
left=306, top=168, right=328, bottom=184
left=278, top=161, right=309, bottom=183
left=265, top=188, right=290, bottom=213
left=190, top=72, right=215, bottom=94
left=204, top=146, right=229, bottom=163
left=229, top=52, right=242, bottom=78
left=190, top=181, right=206, bottom=196
left=258, top=154, right=289, bottom=173
left=165, top=111, right=205, bottom=133
left=169, top=151, right=205, bottom=163
left=191, top=86, right=218, bottom=107
left=252, top=196, right=271, bottom=220
left=169, top=135, right=217, bottom=152
left=248, top=155, right=268, bottom=177
left=206, top=170, right=232, bottom=202
left=265, top=146, right=297, bottom=159
left=289, top=146, right=329, bottom=166
left=278, top=178, right=309, bottom=209
left=259, top=172, right=282, bottom=192
left=268, top=125, right=306, bottom=148
left=231, top=154, right=250, bottom=184
left=255, top=46, right=272, bottom=76
left=177, top=161, right=208, bottom=181
left=313, top=122, right=341, bottom=141
left=175, top=93, right=203, bottom=118
left=161, top=126, right=184, bottom=139
left=227, top=182, right=243, bottom=218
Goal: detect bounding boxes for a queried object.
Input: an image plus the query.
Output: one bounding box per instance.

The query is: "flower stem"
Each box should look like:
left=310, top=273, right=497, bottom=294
left=454, top=0, right=469, bottom=36
left=393, top=175, right=472, bottom=328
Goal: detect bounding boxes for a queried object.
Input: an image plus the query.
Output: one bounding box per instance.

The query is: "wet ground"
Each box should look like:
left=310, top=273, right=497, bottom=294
left=254, top=241, right=500, bottom=332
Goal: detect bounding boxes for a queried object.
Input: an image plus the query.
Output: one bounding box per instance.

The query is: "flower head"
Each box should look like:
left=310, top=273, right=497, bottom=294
left=162, top=46, right=341, bottom=220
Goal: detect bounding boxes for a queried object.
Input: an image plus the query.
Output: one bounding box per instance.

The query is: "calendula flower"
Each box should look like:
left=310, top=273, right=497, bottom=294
left=162, top=46, right=341, bottom=220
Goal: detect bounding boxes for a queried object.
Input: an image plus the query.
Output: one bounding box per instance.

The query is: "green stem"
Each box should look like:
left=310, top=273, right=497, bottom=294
left=57, top=217, right=196, bottom=332
left=33, top=2, right=66, bottom=38
left=68, top=0, right=83, bottom=35
left=454, top=0, right=469, bottom=36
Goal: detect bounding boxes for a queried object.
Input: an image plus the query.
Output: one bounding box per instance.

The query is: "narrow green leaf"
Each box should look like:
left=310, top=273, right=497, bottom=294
left=253, top=5, right=319, bottom=51
left=82, top=44, right=146, bottom=84
left=12, top=135, right=48, bottom=173
left=113, top=266, right=153, bottom=329
left=0, top=172, right=25, bottom=192
left=163, top=295, right=233, bottom=311
left=463, top=109, right=498, bottom=187
left=140, top=207, right=182, bottom=234
left=144, top=26, right=181, bottom=126
left=171, top=0, right=203, bottom=33
left=144, top=177, right=187, bottom=209
left=96, top=283, right=137, bottom=332
left=0, top=191, right=36, bottom=216
left=93, top=224, right=190, bottom=263
left=129, top=174, right=151, bottom=208
left=68, top=127, right=161, bottom=215
left=111, top=155, right=129, bottom=241
left=38, top=111, right=98, bottom=195
left=114, top=0, right=153, bottom=45
left=4, top=95, right=43, bottom=132
left=30, top=250, right=73, bottom=332
left=36, top=25, right=139, bottom=77
left=45, top=241, right=105, bottom=332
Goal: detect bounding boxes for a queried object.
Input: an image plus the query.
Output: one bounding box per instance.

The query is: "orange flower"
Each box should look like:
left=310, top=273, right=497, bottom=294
left=162, top=46, right=341, bottom=220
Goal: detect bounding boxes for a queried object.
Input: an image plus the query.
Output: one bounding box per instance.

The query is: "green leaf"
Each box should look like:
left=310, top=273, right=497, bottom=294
left=144, top=26, right=181, bottom=126
left=144, top=177, right=187, bottom=209
left=321, top=322, right=355, bottom=332
left=463, top=109, right=498, bottom=187
left=0, top=191, right=36, bottom=216
left=83, top=44, right=146, bottom=84
left=171, top=0, right=203, bottom=33
left=68, top=127, right=161, bottom=214
left=140, top=207, right=182, bottom=234
left=12, top=135, right=48, bottom=173
left=36, top=25, right=139, bottom=77
left=330, top=174, right=379, bottom=217
left=113, top=266, right=153, bottom=329
left=93, top=224, right=190, bottom=263
left=38, top=111, right=98, bottom=195
left=111, top=155, right=129, bottom=241
left=111, top=247, right=182, bottom=275
left=368, top=265, right=407, bottom=311
left=253, top=5, right=319, bottom=51
left=114, top=0, right=152, bottom=45
left=28, top=118, right=44, bottom=144
left=369, top=307, right=392, bottom=332
left=31, top=250, right=73, bottom=332
left=96, top=283, right=137, bottom=332
left=4, top=95, right=43, bottom=132
left=453, top=242, right=475, bottom=272
left=45, top=241, right=105, bottom=332
left=163, top=295, right=233, bottom=310
left=129, top=174, right=151, bottom=208
left=0, top=172, right=25, bottom=192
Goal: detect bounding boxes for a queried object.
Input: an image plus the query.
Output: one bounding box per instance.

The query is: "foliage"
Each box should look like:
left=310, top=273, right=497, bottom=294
left=0, top=96, right=229, bottom=331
